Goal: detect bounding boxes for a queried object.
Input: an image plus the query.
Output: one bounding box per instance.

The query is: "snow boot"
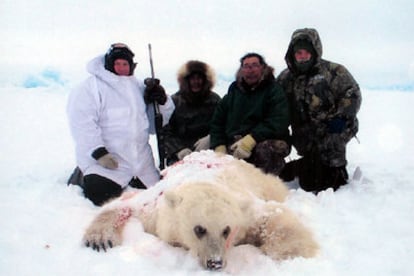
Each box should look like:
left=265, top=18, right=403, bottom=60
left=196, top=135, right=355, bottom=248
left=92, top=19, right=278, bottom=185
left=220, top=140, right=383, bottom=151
left=67, top=166, right=84, bottom=187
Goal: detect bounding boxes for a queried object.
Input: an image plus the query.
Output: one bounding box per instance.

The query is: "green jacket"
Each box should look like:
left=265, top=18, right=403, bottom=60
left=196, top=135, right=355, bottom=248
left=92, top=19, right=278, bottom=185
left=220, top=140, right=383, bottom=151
left=210, top=67, right=290, bottom=148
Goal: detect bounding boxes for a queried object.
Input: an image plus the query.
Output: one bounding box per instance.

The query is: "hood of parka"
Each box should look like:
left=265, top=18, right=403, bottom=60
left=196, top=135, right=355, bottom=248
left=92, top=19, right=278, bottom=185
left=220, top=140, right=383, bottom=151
left=177, top=60, right=216, bottom=103
left=285, top=28, right=323, bottom=75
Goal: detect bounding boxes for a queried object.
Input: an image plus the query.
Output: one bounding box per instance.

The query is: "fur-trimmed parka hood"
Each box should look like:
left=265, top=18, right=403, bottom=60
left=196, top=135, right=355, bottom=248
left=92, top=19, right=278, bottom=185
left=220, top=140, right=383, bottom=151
left=285, top=28, right=323, bottom=75
left=177, top=60, right=216, bottom=103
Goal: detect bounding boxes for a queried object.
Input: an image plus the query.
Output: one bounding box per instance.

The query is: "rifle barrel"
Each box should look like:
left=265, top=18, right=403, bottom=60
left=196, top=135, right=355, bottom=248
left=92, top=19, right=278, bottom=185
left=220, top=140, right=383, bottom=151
left=147, top=43, right=165, bottom=171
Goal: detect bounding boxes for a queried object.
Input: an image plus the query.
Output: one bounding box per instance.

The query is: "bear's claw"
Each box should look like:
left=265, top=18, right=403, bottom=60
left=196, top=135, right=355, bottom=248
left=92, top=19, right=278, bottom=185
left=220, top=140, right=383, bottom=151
left=85, top=239, right=114, bottom=252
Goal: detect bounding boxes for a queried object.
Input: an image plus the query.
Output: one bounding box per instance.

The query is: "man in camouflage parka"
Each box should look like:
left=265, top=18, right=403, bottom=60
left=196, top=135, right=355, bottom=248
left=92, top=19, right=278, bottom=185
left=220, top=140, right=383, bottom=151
left=276, top=28, right=361, bottom=192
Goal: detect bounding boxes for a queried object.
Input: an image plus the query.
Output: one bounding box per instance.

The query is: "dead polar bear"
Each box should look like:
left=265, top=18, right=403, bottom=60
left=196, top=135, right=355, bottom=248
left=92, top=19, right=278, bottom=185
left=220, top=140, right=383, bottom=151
left=83, top=151, right=318, bottom=270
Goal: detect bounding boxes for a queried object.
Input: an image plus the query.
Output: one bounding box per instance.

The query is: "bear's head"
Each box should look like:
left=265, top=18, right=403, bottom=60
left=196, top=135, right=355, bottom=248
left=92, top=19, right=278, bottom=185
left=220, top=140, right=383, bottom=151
left=162, top=182, right=250, bottom=270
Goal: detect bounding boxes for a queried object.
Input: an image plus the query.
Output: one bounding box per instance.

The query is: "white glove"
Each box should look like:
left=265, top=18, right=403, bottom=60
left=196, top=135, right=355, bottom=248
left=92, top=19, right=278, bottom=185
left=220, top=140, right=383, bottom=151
left=193, top=135, right=210, bottom=151
left=97, top=153, right=118, bottom=170
left=176, top=148, right=192, bottom=160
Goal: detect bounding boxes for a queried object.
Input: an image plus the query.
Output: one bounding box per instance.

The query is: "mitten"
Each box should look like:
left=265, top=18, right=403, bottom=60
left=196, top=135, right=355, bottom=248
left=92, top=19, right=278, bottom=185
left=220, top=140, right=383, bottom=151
left=97, top=153, right=119, bottom=170
left=230, top=134, right=256, bottom=159
left=193, top=135, right=210, bottom=151
left=144, top=77, right=160, bottom=87
left=214, top=145, right=227, bottom=154
left=144, top=78, right=167, bottom=105
left=327, top=118, right=346, bottom=133
left=176, top=148, right=192, bottom=160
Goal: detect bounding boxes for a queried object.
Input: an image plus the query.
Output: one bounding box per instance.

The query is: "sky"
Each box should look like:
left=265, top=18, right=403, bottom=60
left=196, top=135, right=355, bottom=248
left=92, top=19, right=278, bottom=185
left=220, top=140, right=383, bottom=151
left=0, top=84, right=413, bottom=275
left=1, top=0, right=414, bottom=92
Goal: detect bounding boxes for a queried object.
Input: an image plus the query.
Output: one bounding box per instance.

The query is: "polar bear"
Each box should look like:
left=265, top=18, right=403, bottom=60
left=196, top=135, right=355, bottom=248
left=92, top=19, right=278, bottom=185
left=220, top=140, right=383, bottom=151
left=83, top=151, right=318, bottom=270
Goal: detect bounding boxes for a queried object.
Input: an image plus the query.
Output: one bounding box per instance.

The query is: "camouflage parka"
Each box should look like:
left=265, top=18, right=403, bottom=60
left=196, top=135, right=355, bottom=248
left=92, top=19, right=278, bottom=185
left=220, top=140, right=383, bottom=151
left=276, top=28, right=362, bottom=167
left=163, top=61, right=221, bottom=160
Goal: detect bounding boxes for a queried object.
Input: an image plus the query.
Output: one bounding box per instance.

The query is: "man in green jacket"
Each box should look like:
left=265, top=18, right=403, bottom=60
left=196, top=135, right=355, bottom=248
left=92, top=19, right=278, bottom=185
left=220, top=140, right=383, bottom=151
left=210, top=52, right=290, bottom=175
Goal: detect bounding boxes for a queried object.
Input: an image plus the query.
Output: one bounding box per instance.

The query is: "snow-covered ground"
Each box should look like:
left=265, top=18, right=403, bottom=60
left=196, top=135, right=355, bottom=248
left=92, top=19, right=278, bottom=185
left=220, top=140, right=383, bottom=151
left=0, top=82, right=413, bottom=275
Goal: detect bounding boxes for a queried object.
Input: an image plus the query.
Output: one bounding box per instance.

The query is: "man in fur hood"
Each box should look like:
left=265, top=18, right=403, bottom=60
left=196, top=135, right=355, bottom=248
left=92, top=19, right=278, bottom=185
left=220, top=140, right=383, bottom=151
left=210, top=53, right=290, bottom=176
left=277, top=28, right=361, bottom=192
left=163, top=60, right=221, bottom=165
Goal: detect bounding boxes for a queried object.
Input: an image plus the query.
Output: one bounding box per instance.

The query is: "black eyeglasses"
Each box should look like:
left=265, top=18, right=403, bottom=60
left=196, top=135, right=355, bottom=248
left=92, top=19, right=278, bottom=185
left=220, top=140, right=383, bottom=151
left=241, top=63, right=261, bottom=70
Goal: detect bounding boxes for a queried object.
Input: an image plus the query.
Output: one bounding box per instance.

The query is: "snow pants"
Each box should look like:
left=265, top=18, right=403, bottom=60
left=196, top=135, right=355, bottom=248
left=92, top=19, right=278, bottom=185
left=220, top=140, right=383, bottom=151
left=68, top=167, right=147, bottom=206
left=279, top=152, right=348, bottom=193
left=83, top=174, right=123, bottom=206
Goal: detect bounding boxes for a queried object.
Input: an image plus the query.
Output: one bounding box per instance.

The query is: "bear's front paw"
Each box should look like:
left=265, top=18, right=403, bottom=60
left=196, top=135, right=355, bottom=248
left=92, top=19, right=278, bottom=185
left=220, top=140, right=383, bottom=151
left=83, top=228, right=121, bottom=252
left=82, top=208, right=130, bottom=252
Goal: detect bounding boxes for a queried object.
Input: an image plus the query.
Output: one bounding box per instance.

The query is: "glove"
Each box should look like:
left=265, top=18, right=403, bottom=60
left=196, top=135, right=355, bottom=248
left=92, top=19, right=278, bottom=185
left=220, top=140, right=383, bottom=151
left=97, top=153, right=118, bottom=170
left=327, top=118, right=346, bottom=133
left=193, top=135, right=210, bottom=151
left=214, top=145, right=227, bottom=154
left=230, top=134, right=256, bottom=159
left=176, top=148, right=192, bottom=160
left=144, top=78, right=167, bottom=105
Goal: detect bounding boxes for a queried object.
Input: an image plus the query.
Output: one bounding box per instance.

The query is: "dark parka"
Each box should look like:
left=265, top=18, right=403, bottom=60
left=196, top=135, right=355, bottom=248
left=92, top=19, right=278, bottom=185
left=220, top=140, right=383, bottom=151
left=276, top=28, right=362, bottom=167
left=163, top=61, right=221, bottom=161
left=210, top=66, right=290, bottom=148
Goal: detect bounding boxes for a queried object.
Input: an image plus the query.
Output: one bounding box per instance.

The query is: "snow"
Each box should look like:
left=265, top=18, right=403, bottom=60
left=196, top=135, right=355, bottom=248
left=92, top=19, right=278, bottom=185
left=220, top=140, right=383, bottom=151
left=0, top=81, right=413, bottom=276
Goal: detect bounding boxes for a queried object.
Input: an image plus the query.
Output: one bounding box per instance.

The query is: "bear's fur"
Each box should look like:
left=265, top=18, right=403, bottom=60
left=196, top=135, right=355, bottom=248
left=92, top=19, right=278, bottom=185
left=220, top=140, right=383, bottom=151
left=83, top=151, right=318, bottom=270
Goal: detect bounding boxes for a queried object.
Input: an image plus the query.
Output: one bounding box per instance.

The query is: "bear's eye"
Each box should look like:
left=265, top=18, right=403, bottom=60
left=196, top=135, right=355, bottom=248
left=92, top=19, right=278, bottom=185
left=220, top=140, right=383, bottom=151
left=194, top=225, right=207, bottom=239
left=222, top=226, right=231, bottom=239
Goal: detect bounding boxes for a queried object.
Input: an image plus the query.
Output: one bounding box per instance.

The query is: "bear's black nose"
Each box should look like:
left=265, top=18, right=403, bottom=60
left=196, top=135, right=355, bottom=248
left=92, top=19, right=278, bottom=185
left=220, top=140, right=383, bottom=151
left=206, top=259, right=223, bottom=270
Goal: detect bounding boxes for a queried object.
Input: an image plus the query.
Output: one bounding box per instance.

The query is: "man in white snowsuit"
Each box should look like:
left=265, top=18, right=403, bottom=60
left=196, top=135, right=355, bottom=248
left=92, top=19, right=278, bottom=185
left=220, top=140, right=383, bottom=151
left=67, top=43, right=174, bottom=206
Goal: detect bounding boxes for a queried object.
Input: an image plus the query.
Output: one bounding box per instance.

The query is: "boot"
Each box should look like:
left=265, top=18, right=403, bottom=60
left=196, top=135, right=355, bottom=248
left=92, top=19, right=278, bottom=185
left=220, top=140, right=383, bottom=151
left=279, top=159, right=301, bottom=182
left=67, top=167, right=84, bottom=187
left=297, top=154, right=327, bottom=193
left=324, top=166, right=348, bottom=191
left=128, top=177, right=147, bottom=189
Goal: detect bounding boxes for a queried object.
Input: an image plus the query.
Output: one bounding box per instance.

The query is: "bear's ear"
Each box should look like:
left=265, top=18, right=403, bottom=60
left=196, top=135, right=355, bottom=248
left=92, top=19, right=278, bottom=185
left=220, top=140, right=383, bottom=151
left=164, top=190, right=183, bottom=208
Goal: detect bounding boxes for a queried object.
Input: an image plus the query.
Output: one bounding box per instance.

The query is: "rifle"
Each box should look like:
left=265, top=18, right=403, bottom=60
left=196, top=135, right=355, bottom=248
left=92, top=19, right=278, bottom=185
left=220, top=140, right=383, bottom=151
left=148, top=43, right=166, bottom=170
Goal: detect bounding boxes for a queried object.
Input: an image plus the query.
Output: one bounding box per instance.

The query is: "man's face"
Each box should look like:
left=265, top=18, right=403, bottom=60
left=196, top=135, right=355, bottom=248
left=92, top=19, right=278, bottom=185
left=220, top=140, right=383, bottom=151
left=189, top=74, right=204, bottom=93
left=113, top=59, right=130, bottom=76
left=294, top=49, right=312, bottom=63
left=241, top=57, right=263, bottom=86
